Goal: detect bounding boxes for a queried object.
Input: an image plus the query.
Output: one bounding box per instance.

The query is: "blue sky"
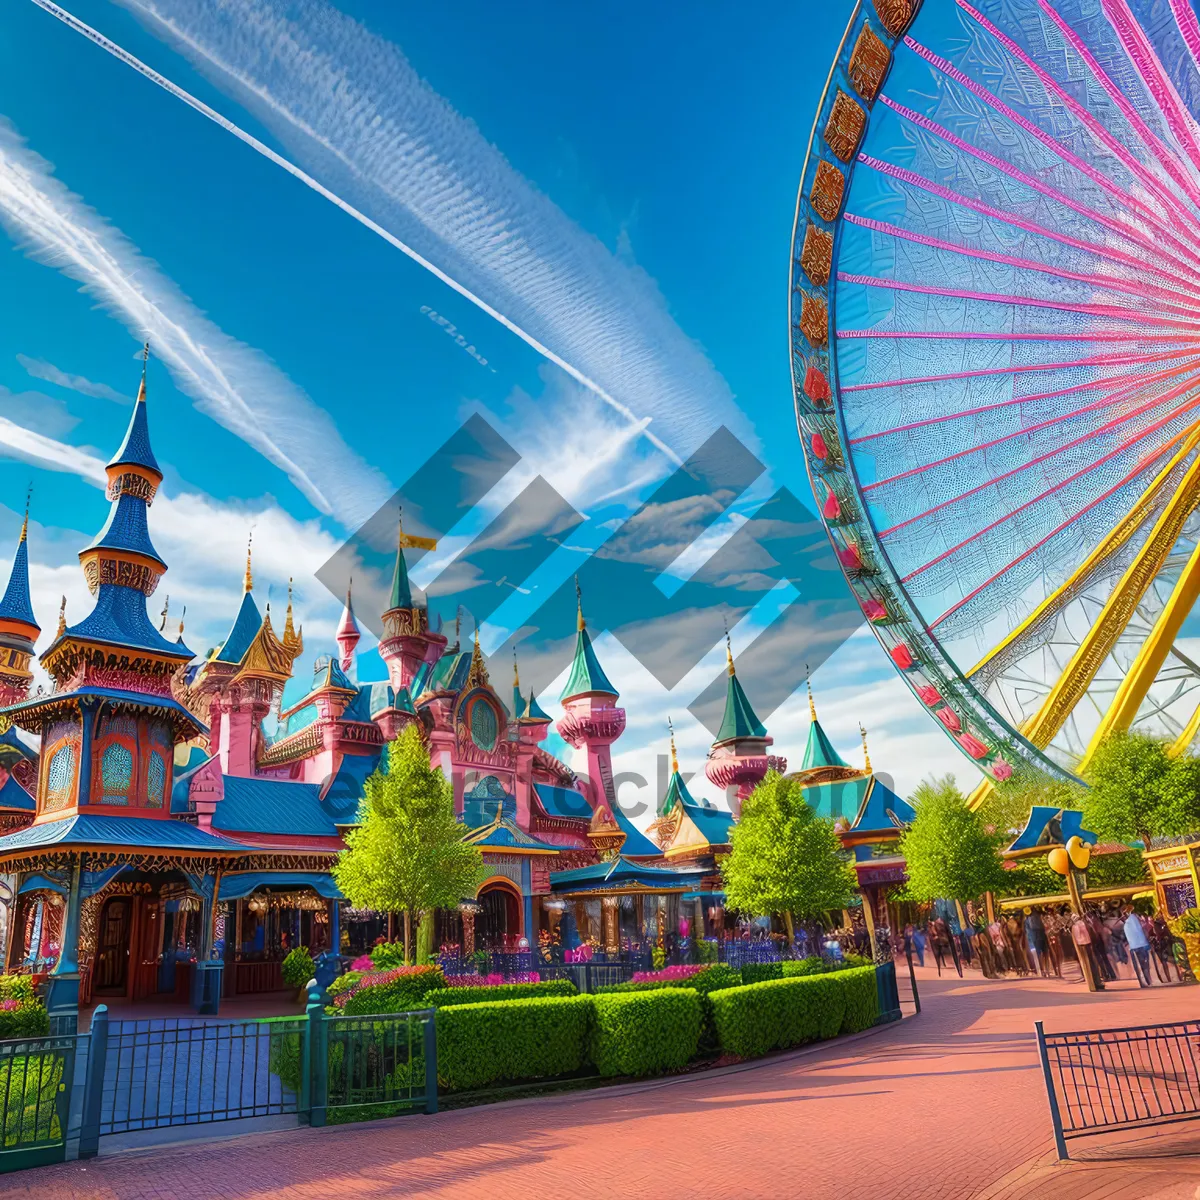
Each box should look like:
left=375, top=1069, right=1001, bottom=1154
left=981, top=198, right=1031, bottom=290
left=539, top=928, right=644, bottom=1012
left=0, top=0, right=967, bottom=807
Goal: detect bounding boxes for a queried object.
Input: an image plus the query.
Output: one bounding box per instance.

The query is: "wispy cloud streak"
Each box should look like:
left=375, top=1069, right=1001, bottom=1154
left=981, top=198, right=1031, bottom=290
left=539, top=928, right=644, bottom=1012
left=41, top=0, right=750, bottom=464
left=0, top=116, right=389, bottom=524
left=17, top=354, right=128, bottom=403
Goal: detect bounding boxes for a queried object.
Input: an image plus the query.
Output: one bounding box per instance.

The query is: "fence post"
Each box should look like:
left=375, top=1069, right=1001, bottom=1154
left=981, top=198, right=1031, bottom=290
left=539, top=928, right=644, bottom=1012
left=306, top=981, right=328, bottom=1129
left=906, top=942, right=920, bottom=1015
left=423, top=1009, right=438, bottom=1115
left=1034, top=1020, right=1069, bottom=1161
left=77, top=1004, right=108, bottom=1160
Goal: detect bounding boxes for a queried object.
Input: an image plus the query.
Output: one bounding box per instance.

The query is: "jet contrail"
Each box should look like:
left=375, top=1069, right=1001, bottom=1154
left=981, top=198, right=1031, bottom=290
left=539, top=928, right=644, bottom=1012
left=29, top=0, right=683, bottom=466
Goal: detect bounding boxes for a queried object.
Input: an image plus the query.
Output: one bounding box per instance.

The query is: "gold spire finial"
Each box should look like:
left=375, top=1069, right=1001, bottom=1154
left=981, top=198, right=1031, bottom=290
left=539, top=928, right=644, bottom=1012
left=243, top=531, right=253, bottom=593
left=860, top=722, right=872, bottom=774
left=56, top=595, right=67, bottom=638
left=575, top=575, right=585, bottom=632
left=159, top=594, right=170, bottom=632
left=806, top=664, right=817, bottom=722
left=137, top=342, right=149, bottom=403
left=724, top=617, right=734, bottom=676
left=19, top=484, right=30, bottom=543
left=513, top=649, right=520, bottom=688
left=668, top=716, right=678, bottom=775
left=178, top=605, right=186, bottom=640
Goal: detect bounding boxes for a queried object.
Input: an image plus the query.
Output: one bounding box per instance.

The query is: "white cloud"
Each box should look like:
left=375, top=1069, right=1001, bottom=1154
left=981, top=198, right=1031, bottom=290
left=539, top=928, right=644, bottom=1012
left=0, top=118, right=391, bottom=526
left=16, top=354, right=129, bottom=404
left=0, top=414, right=106, bottom=483
left=114, top=0, right=753, bottom=463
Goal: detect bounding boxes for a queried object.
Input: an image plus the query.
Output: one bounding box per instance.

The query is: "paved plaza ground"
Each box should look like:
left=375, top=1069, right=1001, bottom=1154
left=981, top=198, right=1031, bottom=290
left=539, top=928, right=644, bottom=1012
left=6, top=965, right=1200, bottom=1200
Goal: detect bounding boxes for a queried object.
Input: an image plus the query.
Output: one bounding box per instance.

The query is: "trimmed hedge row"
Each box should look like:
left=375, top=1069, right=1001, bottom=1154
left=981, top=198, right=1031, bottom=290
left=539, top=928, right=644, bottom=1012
left=437, top=995, right=593, bottom=1091
left=710, top=974, right=846, bottom=1058
left=427, top=980, right=577, bottom=1007
left=596, top=963, right=741, bottom=1053
left=591, top=990, right=701, bottom=1077
left=838, top=965, right=879, bottom=1034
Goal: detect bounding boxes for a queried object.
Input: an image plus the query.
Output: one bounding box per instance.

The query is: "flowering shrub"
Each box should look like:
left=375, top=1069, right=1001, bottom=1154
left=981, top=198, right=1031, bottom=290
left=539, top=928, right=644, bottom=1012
left=631, top=964, right=704, bottom=984
left=281, top=947, right=315, bottom=990
left=442, top=972, right=541, bottom=987
left=0, top=1000, right=18, bottom=1012
left=0, top=977, right=48, bottom=1038
left=335, top=964, right=447, bottom=1014
left=564, top=944, right=593, bottom=964
left=368, top=942, right=409, bottom=970
left=349, top=954, right=374, bottom=971
left=426, top=980, right=577, bottom=1007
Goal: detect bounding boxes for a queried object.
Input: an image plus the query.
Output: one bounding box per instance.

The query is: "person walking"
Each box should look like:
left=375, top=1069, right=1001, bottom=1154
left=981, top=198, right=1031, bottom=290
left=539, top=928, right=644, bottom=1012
left=1123, top=906, right=1152, bottom=987
left=1071, top=912, right=1105, bottom=990
left=1087, top=910, right=1117, bottom=982
left=907, top=923, right=926, bottom=967
left=1024, top=908, right=1051, bottom=977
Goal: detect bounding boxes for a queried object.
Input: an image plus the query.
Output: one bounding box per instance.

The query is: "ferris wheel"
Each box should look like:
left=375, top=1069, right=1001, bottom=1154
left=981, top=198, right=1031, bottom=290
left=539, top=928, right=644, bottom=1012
left=791, top=0, right=1200, bottom=799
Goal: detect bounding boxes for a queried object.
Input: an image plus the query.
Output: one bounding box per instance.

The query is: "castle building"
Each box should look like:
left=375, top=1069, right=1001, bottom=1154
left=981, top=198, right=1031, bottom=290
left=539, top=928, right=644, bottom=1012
left=0, top=356, right=911, bottom=1016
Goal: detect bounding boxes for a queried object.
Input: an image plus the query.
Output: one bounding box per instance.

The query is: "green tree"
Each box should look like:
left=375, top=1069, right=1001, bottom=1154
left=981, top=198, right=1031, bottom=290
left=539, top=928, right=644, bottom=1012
left=899, top=775, right=1008, bottom=905
left=333, top=724, right=484, bottom=964
left=720, top=771, right=856, bottom=941
left=1082, top=732, right=1200, bottom=848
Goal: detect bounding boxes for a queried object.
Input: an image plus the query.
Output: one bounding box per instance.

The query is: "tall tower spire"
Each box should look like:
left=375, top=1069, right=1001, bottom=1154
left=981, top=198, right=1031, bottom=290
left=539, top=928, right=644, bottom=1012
left=243, top=531, right=254, bottom=593
left=860, top=723, right=872, bottom=774
left=668, top=716, right=679, bottom=774
left=44, top=349, right=192, bottom=692
left=0, top=501, right=41, bottom=707
left=336, top=578, right=361, bottom=678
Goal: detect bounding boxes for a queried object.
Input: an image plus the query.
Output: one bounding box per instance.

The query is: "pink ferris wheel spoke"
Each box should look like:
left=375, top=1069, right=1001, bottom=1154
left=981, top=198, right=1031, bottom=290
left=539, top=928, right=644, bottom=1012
left=878, top=95, right=1200, bottom=276
left=904, top=34, right=1200, bottom=248
left=841, top=348, right=1200, bottom=397
left=962, top=0, right=1200, bottom=225
left=857, top=357, right=1200, bottom=464
left=843, top=212, right=1200, bottom=313
left=858, top=154, right=1200, bottom=296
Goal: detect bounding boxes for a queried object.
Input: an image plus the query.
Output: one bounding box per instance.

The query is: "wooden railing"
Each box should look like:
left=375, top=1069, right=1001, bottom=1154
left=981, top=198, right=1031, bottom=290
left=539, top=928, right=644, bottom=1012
left=233, top=960, right=286, bottom=994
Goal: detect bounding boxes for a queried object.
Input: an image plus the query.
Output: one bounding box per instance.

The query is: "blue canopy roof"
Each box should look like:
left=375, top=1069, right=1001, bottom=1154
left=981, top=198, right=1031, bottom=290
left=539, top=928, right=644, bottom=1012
left=612, top=805, right=661, bottom=857
left=218, top=871, right=343, bottom=900
left=803, top=776, right=871, bottom=822
left=214, top=591, right=261, bottom=664
left=849, top=776, right=915, bottom=833
left=108, top=387, right=161, bottom=476
left=534, top=783, right=591, bottom=821
left=0, top=775, right=35, bottom=812
left=1007, top=806, right=1098, bottom=854
left=214, top=776, right=338, bottom=838
left=83, top=492, right=164, bottom=567
left=0, top=531, right=37, bottom=630
left=680, top=800, right=735, bottom=847
left=0, top=814, right=247, bottom=856
left=463, top=815, right=560, bottom=853
left=61, top=584, right=194, bottom=661
left=5, top=686, right=206, bottom=737
left=550, top=856, right=701, bottom=892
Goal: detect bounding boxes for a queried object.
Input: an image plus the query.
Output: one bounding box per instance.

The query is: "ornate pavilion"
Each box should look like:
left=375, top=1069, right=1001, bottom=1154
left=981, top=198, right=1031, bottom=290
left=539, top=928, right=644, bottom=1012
left=0, top=356, right=914, bottom=1017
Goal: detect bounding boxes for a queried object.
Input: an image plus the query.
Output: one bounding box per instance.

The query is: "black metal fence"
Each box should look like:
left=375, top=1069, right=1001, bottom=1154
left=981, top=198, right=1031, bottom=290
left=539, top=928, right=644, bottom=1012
left=1036, top=1018, right=1200, bottom=1158
left=98, top=1015, right=308, bottom=1134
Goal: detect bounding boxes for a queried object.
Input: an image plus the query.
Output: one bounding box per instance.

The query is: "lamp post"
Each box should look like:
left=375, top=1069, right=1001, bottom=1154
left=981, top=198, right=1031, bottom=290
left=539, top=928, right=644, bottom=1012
left=1048, top=836, right=1099, bottom=992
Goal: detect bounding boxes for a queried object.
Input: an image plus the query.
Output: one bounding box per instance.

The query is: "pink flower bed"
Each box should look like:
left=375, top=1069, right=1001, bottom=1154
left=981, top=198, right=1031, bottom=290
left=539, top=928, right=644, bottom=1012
left=0, top=999, right=19, bottom=1012
left=330, top=964, right=442, bottom=1009
left=350, top=954, right=374, bottom=971
left=445, top=972, right=541, bottom=987
left=630, top=964, right=705, bottom=983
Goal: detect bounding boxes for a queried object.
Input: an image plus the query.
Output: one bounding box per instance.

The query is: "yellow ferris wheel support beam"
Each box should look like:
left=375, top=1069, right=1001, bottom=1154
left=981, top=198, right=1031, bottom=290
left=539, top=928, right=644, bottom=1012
left=1080, top=536, right=1200, bottom=770
left=965, top=426, right=1200, bottom=808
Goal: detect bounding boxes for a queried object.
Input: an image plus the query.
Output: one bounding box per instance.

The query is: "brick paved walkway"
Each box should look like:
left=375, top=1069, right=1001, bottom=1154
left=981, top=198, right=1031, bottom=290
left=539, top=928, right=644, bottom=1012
left=4, top=968, right=1199, bottom=1200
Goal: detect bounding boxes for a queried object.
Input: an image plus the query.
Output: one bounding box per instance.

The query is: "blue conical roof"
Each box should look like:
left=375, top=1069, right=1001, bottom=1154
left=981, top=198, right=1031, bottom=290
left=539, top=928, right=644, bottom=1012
left=84, top=492, right=164, bottom=566
left=214, top=591, right=261, bottom=664
left=560, top=624, right=617, bottom=702
left=0, top=527, right=38, bottom=632
left=108, top=378, right=161, bottom=478
left=523, top=691, right=551, bottom=723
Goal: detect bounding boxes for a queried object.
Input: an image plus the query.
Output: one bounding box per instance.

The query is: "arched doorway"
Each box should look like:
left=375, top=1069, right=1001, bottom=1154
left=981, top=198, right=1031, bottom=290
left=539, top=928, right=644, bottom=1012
left=94, top=896, right=134, bottom=995
left=477, top=880, right=521, bottom=951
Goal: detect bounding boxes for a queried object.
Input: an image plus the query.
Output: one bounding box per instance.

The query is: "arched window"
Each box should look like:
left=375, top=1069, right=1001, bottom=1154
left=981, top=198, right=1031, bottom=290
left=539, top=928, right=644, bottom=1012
left=146, top=752, right=167, bottom=809
left=43, top=742, right=77, bottom=813
left=99, top=742, right=134, bottom=806
left=470, top=700, right=498, bottom=752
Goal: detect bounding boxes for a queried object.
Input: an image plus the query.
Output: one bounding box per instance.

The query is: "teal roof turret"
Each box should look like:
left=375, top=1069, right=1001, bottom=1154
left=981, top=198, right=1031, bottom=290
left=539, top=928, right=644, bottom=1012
left=523, top=691, right=551, bottom=723
left=560, top=581, right=617, bottom=703
left=714, top=639, right=766, bottom=743
left=801, top=682, right=849, bottom=772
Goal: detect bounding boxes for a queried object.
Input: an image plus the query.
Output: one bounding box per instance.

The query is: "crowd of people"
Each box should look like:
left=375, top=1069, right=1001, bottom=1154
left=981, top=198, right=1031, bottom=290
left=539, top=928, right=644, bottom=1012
left=897, top=904, right=1190, bottom=989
